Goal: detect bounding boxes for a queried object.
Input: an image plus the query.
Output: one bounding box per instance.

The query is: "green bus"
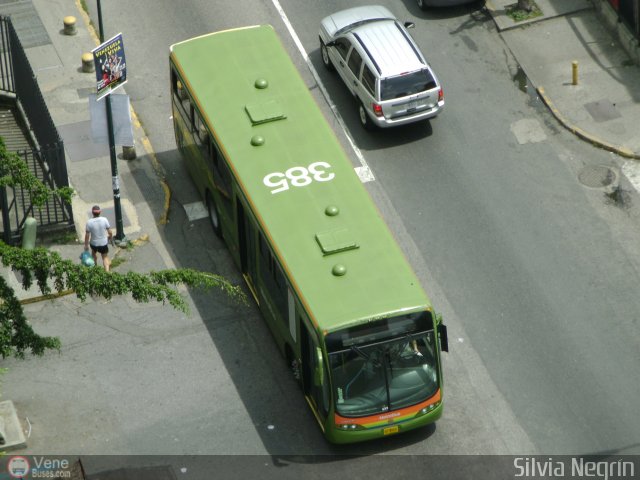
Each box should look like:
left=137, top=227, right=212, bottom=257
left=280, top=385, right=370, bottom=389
left=169, top=25, right=449, bottom=444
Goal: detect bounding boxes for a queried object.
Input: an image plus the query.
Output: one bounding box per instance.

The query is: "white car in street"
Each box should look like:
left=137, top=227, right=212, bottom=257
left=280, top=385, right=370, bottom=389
left=319, top=5, right=444, bottom=129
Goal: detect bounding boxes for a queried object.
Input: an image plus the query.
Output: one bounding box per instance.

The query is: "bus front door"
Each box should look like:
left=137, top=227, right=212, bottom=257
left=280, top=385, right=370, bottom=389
left=301, top=321, right=330, bottom=428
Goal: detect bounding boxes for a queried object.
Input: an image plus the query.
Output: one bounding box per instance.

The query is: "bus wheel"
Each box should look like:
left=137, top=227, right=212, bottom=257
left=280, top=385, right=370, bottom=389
left=320, top=39, right=335, bottom=72
left=206, top=192, right=222, bottom=238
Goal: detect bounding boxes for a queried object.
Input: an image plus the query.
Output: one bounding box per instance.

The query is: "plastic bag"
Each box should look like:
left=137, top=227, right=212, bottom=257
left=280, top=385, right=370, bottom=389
left=80, top=250, right=95, bottom=267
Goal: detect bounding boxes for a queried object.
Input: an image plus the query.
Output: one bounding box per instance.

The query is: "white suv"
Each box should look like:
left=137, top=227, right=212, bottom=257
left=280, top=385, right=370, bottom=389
left=319, top=5, right=444, bottom=130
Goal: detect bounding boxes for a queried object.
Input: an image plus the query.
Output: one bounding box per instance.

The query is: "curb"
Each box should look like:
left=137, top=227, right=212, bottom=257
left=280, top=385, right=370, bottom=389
left=10, top=235, right=151, bottom=305
left=19, top=289, right=75, bottom=305
left=537, top=87, right=640, bottom=160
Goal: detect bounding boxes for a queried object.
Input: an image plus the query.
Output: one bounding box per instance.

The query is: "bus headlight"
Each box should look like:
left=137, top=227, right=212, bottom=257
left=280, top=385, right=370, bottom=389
left=338, top=423, right=364, bottom=431
left=418, top=401, right=441, bottom=416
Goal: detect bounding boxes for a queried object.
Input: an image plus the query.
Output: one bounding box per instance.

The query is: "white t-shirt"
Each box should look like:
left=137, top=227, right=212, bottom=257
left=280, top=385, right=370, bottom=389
left=86, top=216, right=111, bottom=247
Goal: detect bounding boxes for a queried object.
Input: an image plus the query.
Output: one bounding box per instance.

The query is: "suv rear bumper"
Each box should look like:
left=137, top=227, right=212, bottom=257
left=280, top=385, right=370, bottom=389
left=372, top=101, right=444, bottom=128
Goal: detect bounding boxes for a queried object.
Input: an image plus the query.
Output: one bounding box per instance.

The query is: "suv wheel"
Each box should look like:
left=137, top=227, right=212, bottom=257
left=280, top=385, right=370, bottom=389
left=417, top=0, right=428, bottom=10
left=358, top=102, right=375, bottom=131
left=320, top=39, right=335, bottom=71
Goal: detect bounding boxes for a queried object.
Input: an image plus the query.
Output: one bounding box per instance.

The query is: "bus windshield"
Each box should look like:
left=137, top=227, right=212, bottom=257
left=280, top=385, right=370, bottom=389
left=327, top=312, right=439, bottom=417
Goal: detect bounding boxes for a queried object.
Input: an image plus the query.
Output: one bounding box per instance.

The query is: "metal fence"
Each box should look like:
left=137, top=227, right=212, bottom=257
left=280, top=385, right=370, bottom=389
left=0, top=15, right=73, bottom=244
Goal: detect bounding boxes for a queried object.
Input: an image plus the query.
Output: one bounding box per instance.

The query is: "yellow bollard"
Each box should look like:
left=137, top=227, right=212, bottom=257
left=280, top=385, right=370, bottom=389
left=81, top=52, right=94, bottom=73
left=122, top=145, right=137, bottom=160
left=572, top=61, right=579, bottom=85
left=63, top=16, right=77, bottom=35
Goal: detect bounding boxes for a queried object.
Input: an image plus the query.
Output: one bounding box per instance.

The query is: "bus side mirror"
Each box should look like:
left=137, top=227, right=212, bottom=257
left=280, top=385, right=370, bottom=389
left=314, top=347, right=324, bottom=386
left=438, top=323, right=449, bottom=353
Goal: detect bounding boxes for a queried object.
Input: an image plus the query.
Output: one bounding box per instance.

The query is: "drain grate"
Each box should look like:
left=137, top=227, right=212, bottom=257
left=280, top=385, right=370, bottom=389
left=578, top=165, right=616, bottom=188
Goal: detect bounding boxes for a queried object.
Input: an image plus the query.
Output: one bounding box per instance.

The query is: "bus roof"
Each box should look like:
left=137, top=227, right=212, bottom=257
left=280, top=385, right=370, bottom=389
left=170, top=25, right=432, bottom=332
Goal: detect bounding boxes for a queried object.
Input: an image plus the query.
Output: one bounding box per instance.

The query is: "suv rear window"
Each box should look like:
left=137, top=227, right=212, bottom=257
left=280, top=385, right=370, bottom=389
left=380, top=69, right=436, bottom=101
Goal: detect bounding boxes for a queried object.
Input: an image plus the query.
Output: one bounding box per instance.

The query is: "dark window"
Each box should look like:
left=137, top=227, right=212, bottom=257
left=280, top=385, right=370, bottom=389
left=347, top=49, right=363, bottom=77
left=171, top=68, right=193, bottom=125
left=380, top=69, right=437, bottom=101
left=193, top=113, right=209, bottom=145
left=334, top=38, right=351, bottom=60
left=361, top=65, right=376, bottom=96
left=258, top=233, right=288, bottom=324
left=210, top=142, right=232, bottom=198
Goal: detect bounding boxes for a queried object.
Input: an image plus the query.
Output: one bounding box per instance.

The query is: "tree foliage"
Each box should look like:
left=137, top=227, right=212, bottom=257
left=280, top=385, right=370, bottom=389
left=0, top=137, right=245, bottom=358
left=0, top=138, right=73, bottom=206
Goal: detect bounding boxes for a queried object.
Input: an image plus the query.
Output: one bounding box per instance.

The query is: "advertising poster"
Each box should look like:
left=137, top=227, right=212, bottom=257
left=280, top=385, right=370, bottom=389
left=92, top=32, right=127, bottom=100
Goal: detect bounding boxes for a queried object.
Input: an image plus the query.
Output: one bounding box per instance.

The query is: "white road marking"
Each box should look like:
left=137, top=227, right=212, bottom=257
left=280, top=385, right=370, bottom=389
left=511, top=118, right=547, bottom=144
left=622, top=160, right=640, bottom=193
left=270, top=0, right=374, bottom=182
left=183, top=201, right=208, bottom=221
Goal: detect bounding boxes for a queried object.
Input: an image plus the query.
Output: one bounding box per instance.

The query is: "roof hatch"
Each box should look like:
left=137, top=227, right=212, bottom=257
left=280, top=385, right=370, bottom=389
left=245, top=99, right=286, bottom=125
left=315, top=228, right=359, bottom=256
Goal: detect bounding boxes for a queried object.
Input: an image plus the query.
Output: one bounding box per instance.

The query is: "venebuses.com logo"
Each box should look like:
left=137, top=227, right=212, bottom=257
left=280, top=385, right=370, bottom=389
left=7, top=456, right=30, bottom=478
left=5, top=456, right=72, bottom=479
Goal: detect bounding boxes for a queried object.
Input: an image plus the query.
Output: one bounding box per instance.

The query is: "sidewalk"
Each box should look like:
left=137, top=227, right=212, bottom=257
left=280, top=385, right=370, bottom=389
left=0, top=0, right=176, bottom=299
left=486, top=0, right=640, bottom=159
left=0, top=0, right=183, bottom=459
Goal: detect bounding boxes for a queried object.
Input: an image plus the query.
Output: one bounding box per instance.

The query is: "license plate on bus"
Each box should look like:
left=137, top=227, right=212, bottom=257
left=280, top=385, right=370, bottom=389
left=383, top=426, right=399, bottom=436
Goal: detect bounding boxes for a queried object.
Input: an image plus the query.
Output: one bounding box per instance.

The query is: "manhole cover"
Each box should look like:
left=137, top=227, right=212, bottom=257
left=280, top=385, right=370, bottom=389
left=578, top=165, right=617, bottom=188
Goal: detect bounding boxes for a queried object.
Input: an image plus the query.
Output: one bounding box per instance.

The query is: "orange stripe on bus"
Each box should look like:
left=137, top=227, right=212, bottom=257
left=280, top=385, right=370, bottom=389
left=334, top=389, right=441, bottom=426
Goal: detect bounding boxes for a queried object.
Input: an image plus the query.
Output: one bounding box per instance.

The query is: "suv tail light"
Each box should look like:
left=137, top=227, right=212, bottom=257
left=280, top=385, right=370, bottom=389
left=373, top=103, right=383, bottom=117
left=438, top=88, right=444, bottom=102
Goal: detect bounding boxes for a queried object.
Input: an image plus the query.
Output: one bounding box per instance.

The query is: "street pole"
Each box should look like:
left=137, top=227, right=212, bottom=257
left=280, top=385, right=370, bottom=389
left=96, top=0, right=126, bottom=243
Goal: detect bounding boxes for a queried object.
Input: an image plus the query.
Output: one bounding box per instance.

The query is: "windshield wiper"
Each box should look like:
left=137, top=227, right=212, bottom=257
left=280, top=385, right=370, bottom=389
left=345, top=345, right=379, bottom=399
left=350, top=344, right=368, bottom=360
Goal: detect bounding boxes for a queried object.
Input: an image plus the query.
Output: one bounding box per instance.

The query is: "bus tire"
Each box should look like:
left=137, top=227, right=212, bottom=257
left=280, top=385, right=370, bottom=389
left=206, top=191, right=222, bottom=238
left=320, top=38, right=335, bottom=72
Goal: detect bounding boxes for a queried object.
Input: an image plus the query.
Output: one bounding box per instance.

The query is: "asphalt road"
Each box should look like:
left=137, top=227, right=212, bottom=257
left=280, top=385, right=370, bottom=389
left=81, top=0, right=640, bottom=456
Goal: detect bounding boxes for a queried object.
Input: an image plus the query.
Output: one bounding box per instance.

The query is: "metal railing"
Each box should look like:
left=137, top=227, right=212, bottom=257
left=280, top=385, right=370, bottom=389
left=0, top=15, right=73, bottom=244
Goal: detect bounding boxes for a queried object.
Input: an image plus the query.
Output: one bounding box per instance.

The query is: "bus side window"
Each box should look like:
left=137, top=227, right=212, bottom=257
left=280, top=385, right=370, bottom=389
left=193, top=112, right=209, bottom=149
left=258, top=233, right=288, bottom=325
left=210, top=143, right=232, bottom=198
left=171, top=69, right=192, bottom=125
left=204, top=137, right=216, bottom=175
left=171, top=69, right=185, bottom=101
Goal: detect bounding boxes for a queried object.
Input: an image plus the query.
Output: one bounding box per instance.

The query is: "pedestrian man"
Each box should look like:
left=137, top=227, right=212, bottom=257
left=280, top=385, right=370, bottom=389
left=84, top=205, right=113, bottom=272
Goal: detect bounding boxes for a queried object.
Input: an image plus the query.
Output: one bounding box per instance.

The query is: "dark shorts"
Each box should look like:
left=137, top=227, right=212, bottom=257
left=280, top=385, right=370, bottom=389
left=90, top=244, right=109, bottom=254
